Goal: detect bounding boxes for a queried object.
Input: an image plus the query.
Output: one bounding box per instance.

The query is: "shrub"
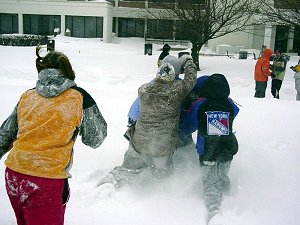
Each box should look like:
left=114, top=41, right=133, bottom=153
left=0, top=34, right=48, bottom=46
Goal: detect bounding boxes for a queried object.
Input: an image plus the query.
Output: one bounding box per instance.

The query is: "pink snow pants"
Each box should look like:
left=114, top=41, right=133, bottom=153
left=5, top=167, right=69, bottom=225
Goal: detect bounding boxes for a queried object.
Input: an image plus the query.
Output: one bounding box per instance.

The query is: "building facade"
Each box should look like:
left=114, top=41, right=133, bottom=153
left=0, top=0, right=298, bottom=53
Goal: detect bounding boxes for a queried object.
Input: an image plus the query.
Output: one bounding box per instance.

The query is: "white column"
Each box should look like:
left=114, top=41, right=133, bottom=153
left=264, top=25, right=272, bottom=48
left=144, top=17, right=147, bottom=39
left=287, top=26, right=294, bottom=53
left=18, top=13, right=23, bottom=34
left=113, top=0, right=118, bottom=37
left=103, top=7, right=113, bottom=43
left=61, top=14, right=65, bottom=36
left=115, top=17, right=119, bottom=37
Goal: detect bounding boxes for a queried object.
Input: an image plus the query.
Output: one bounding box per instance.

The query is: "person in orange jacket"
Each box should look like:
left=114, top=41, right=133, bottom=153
left=254, top=48, right=273, bottom=98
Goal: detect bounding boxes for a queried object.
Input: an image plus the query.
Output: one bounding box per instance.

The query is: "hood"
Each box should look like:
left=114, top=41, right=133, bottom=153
left=162, top=55, right=184, bottom=77
left=200, top=74, right=230, bottom=99
left=162, top=44, right=171, bottom=52
left=263, top=48, right=273, bottom=58
left=156, top=63, right=175, bottom=82
left=193, top=75, right=209, bottom=94
left=36, top=68, right=76, bottom=98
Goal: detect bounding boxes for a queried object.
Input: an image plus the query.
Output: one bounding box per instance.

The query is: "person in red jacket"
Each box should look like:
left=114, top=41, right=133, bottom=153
left=254, top=48, right=273, bottom=98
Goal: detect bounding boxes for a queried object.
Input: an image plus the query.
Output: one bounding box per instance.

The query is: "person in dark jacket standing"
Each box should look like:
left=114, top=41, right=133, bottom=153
left=187, top=74, right=239, bottom=225
left=157, top=43, right=171, bottom=67
left=0, top=46, right=107, bottom=225
left=270, top=48, right=289, bottom=99
left=99, top=57, right=197, bottom=188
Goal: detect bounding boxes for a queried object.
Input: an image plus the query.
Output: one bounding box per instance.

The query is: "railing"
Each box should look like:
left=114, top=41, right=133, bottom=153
left=145, top=38, right=189, bottom=46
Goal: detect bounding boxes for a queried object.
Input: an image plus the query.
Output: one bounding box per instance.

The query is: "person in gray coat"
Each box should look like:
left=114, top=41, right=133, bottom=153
left=99, top=57, right=197, bottom=187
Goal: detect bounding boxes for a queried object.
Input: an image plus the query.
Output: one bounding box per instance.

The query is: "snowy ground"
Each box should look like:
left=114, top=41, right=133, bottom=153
left=0, top=36, right=299, bottom=225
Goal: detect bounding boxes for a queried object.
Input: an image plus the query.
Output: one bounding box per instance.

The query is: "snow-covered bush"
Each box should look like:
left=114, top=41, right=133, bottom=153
left=0, top=34, right=48, bottom=46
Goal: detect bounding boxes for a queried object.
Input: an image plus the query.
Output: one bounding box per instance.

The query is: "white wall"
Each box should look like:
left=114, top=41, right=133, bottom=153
left=0, top=0, right=113, bottom=42
left=0, top=1, right=109, bottom=16
left=207, top=30, right=254, bottom=53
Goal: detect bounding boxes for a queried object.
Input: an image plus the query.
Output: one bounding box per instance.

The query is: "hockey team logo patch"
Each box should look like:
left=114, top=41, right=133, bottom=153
left=206, top=111, right=230, bottom=135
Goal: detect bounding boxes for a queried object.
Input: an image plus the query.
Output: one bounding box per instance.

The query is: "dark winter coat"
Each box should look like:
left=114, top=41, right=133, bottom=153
left=130, top=60, right=197, bottom=157
left=188, top=74, right=239, bottom=162
left=271, top=54, right=289, bottom=81
left=0, top=68, right=107, bottom=178
left=157, top=44, right=171, bottom=67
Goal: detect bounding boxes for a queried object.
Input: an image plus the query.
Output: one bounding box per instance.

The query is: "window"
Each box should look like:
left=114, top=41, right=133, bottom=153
left=118, top=18, right=145, bottom=37
left=293, top=26, right=300, bottom=52
left=175, top=20, right=189, bottom=40
left=0, top=13, right=18, bottom=34
left=274, top=25, right=289, bottom=52
left=65, top=16, right=103, bottom=38
left=23, top=15, right=60, bottom=35
left=147, top=19, right=173, bottom=39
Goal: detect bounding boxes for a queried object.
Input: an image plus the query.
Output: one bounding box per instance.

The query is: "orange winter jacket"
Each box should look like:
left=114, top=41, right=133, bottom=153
left=1, top=68, right=107, bottom=179
left=254, top=48, right=273, bottom=81
left=5, top=88, right=83, bottom=178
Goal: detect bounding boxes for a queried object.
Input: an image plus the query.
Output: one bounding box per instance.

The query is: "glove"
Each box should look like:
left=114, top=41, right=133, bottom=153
left=180, top=55, right=196, bottom=72
left=127, top=118, right=136, bottom=128
left=270, top=73, right=276, bottom=79
left=183, top=59, right=197, bottom=72
left=290, top=66, right=295, bottom=72
left=295, top=65, right=300, bottom=72
left=180, top=54, right=193, bottom=66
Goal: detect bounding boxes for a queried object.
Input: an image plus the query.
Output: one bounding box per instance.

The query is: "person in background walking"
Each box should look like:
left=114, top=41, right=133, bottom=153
left=290, top=51, right=300, bottom=101
left=157, top=43, right=171, bottom=67
left=270, top=48, right=289, bottom=99
left=254, top=48, right=273, bottom=98
left=0, top=46, right=107, bottom=225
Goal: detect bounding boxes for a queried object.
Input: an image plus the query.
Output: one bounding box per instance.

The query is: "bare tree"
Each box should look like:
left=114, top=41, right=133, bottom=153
left=144, top=0, right=258, bottom=69
left=256, top=0, right=300, bottom=27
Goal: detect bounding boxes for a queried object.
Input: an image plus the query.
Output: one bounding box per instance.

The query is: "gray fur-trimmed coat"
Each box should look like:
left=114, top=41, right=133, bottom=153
left=130, top=60, right=197, bottom=157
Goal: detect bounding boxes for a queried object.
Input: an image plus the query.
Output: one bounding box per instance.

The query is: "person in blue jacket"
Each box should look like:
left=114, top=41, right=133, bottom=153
left=187, top=73, right=239, bottom=224
left=177, top=75, right=209, bottom=147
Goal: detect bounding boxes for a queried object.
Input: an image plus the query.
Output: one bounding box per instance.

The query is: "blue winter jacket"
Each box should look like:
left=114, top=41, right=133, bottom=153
left=188, top=74, right=239, bottom=162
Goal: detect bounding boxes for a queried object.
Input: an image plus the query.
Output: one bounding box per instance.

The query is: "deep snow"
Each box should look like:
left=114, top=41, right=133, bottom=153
left=0, top=36, right=299, bottom=225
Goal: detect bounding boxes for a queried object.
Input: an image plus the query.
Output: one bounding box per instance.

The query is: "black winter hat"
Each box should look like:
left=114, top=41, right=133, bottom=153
left=163, top=44, right=171, bottom=52
left=200, top=73, right=230, bottom=99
